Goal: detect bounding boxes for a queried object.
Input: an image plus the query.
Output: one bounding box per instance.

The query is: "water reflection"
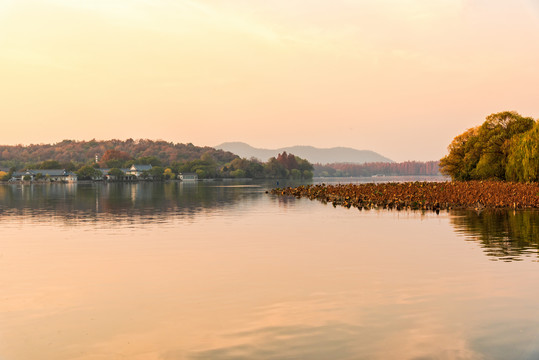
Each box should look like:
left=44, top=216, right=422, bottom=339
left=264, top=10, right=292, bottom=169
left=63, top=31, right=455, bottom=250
left=3, top=182, right=539, bottom=359
left=0, top=182, right=266, bottom=223
left=451, top=210, right=539, bottom=261
left=2, top=183, right=538, bottom=263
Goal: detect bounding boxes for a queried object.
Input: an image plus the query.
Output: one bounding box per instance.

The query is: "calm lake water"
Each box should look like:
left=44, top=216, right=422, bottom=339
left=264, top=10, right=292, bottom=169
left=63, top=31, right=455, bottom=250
left=1, top=179, right=539, bottom=360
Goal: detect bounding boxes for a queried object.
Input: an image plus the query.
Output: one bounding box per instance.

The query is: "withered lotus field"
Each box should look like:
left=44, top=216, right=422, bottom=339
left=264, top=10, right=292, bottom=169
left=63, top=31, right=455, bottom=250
left=271, top=181, right=539, bottom=210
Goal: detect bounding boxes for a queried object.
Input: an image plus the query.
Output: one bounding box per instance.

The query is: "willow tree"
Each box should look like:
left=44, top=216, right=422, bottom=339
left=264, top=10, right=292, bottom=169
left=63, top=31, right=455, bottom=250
left=506, top=122, right=539, bottom=182
left=440, top=111, right=535, bottom=181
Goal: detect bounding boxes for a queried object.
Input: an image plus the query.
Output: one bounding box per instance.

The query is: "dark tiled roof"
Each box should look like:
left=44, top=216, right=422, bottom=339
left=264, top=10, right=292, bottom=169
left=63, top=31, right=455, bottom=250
left=99, top=168, right=130, bottom=175
left=12, top=169, right=74, bottom=177
left=34, top=169, right=68, bottom=176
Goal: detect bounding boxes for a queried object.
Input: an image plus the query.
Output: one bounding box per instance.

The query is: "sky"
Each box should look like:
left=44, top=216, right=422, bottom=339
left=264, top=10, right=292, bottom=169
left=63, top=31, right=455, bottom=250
left=1, top=0, right=539, bottom=161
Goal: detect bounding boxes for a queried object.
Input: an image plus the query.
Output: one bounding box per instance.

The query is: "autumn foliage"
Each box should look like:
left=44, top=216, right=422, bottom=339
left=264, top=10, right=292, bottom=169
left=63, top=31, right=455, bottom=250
left=314, top=161, right=440, bottom=177
left=0, top=139, right=238, bottom=168
left=101, top=149, right=131, bottom=162
left=440, top=111, right=537, bottom=181
left=276, top=152, right=298, bottom=170
left=0, top=139, right=317, bottom=181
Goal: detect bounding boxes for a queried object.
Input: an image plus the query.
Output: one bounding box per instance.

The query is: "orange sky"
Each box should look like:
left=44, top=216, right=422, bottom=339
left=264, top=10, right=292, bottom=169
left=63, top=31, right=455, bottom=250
left=1, top=0, right=538, bottom=161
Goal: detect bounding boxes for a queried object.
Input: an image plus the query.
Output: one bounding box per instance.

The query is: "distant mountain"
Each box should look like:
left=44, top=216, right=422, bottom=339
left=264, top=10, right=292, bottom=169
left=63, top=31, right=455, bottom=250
left=215, top=142, right=393, bottom=164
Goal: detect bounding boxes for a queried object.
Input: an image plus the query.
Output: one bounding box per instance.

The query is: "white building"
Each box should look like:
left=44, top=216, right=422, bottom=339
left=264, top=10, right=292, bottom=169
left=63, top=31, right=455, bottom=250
left=126, top=164, right=153, bottom=177
left=179, top=172, right=198, bottom=181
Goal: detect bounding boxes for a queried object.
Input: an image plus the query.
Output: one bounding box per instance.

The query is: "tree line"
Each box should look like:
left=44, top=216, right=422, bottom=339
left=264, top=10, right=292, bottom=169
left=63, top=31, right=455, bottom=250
left=85, top=150, right=313, bottom=180
left=0, top=139, right=237, bottom=169
left=440, top=111, right=539, bottom=182
left=314, top=161, right=440, bottom=177
left=0, top=139, right=313, bottom=181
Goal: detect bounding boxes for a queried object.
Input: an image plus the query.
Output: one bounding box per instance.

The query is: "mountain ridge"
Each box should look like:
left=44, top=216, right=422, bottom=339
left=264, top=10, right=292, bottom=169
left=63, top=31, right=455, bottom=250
left=215, top=142, right=393, bottom=164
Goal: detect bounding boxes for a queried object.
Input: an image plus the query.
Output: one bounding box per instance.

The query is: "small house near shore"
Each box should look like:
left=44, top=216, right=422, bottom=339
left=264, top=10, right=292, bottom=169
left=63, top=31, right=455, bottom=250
left=10, top=169, right=78, bottom=182
left=98, top=164, right=153, bottom=181
left=127, top=164, right=152, bottom=177
left=99, top=168, right=135, bottom=181
left=179, top=172, right=198, bottom=181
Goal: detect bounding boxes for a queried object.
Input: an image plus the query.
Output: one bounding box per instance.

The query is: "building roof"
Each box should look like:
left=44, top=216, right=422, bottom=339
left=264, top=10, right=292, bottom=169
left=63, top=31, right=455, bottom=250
left=13, top=169, right=69, bottom=176
left=11, top=169, right=77, bottom=178
left=36, top=169, right=69, bottom=176
left=130, top=164, right=152, bottom=171
left=99, top=168, right=131, bottom=175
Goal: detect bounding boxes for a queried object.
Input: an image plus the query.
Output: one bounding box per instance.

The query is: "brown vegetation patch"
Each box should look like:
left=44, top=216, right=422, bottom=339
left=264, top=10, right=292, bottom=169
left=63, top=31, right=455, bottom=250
left=271, top=181, right=539, bottom=210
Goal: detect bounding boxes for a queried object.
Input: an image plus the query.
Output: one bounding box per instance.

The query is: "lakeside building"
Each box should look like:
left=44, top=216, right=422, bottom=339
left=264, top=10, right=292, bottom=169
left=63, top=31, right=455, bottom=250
left=126, top=164, right=153, bottom=177
left=10, top=169, right=78, bottom=182
left=179, top=173, right=198, bottom=181
left=98, top=168, right=135, bottom=181
left=8, top=164, right=155, bottom=182
left=98, top=165, right=153, bottom=181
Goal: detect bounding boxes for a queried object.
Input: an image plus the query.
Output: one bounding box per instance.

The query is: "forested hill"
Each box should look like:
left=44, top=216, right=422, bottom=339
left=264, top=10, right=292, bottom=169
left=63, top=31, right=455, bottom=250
left=0, top=139, right=238, bottom=167
left=314, top=161, right=440, bottom=177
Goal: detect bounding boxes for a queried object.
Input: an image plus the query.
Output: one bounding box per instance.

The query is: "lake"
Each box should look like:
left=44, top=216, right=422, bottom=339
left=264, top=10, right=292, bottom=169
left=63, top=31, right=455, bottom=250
left=1, top=179, right=539, bottom=360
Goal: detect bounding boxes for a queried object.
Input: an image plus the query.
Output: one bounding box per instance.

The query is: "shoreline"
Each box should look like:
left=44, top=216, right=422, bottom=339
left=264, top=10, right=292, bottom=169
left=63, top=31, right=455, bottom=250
left=1, top=178, right=248, bottom=184
left=271, top=181, right=539, bottom=210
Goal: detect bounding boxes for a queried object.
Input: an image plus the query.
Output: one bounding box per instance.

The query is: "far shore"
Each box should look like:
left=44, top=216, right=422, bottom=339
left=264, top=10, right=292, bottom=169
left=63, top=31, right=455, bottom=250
left=1, top=177, right=258, bottom=184
left=271, top=181, right=539, bottom=210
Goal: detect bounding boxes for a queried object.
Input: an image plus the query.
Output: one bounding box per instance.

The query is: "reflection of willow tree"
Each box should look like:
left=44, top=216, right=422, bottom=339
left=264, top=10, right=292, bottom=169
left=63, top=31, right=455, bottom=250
left=0, top=183, right=263, bottom=222
left=451, top=210, right=539, bottom=261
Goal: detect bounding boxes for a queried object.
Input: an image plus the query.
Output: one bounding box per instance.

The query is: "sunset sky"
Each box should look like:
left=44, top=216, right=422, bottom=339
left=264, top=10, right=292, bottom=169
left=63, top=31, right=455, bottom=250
left=1, top=0, right=538, bottom=161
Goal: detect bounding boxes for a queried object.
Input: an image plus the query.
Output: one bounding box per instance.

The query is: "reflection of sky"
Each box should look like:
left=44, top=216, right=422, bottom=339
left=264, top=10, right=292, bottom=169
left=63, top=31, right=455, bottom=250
left=2, top=185, right=539, bottom=359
